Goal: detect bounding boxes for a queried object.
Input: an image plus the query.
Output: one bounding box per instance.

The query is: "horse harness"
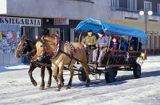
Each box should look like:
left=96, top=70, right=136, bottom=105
left=35, top=37, right=86, bottom=69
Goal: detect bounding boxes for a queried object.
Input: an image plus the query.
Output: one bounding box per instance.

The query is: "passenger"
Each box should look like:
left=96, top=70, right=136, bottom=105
left=92, top=31, right=109, bottom=66
left=120, top=39, right=128, bottom=51
left=110, top=37, right=119, bottom=50
left=138, top=42, right=142, bottom=51
left=130, top=37, right=142, bottom=51
left=82, top=30, right=97, bottom=63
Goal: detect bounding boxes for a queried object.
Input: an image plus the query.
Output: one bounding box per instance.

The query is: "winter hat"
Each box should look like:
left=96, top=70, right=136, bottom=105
left=98, top=33, right=103, bottom=37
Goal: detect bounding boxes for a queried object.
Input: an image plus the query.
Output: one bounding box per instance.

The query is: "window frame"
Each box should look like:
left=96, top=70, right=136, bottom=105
left=157, top=3, right=160, bottom=15
left=144, top=1, right=152, bottom=11
left=111, top=0, right=119, bottom=10
left=127, top=0, right=137, bottom=11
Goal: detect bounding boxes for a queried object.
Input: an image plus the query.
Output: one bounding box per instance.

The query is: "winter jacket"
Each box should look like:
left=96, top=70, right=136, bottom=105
left=82, top=35, right=97, bottom=45
left=96, top=35, right=109, bottom=47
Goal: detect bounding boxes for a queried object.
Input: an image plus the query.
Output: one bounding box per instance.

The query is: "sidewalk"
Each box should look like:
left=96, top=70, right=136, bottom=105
left=0, top=64, right=29, bottom=72
left=145, top=55, right=160, bottom=62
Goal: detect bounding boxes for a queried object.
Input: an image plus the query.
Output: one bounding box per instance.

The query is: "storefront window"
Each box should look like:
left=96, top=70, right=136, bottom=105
left=0, top=31, right=19, bottom=53
left=0, top=25, right=20, bottom=54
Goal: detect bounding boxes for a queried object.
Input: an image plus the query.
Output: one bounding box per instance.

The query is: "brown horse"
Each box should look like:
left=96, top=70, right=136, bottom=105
left=33, top=35, right=90, bottom=91
left=15, top=36, right=53, bottom=90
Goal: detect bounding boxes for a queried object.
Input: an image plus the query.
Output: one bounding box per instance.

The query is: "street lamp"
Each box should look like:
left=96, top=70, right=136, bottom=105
left=139, top=10, right=144, bottom=16
left=139, top=10, right=153, bottom=34
left=139, top=10, right=153, bottom=57
left=148, top=10, right=153, bottom=16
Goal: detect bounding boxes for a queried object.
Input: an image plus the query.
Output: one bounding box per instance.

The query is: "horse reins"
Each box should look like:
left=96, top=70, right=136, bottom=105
left=33, top=36, right=89, bottom=70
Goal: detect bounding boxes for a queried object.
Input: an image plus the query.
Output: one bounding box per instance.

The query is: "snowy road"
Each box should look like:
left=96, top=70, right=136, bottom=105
left=0, top=56, right=160, bottom=105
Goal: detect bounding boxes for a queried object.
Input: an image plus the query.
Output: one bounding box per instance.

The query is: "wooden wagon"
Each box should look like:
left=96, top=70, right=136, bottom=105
left=75, top=18, right=148, bottom=83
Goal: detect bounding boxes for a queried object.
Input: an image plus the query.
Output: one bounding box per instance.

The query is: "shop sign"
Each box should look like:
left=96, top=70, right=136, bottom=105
left=0, top=17, right=41, bottom=27
left=54, top=18, right=69, bottom=25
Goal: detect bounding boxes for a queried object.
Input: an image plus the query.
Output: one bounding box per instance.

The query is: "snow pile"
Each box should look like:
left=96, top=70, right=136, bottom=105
left=0, top=64, right=29, bottom=72
left=0, top=56, right=160, bottom=105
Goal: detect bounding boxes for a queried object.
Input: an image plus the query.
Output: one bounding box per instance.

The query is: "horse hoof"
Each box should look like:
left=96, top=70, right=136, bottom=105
left=86, top=84, right=90, bottom=87
left=86, top=79, right=90, bottom=87
left=57, top=88, right=61, bottom=91
left=40, top=86, right=45, bottom=90
left=40, top=84, right=45, bottom=90
left=57, top=84, right=61, bottom=91
left=32, top=81, right=37, bottom=87
left=66, top=86, right=71, bottom=89
left=46, top=84, right=51, bottom=88
left=61, top=83, right=64, bottom=87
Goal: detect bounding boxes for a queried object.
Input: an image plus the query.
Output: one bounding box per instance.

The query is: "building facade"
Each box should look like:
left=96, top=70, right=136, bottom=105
left=0, top=0, right=111, bottom=65
left=0, top=0, right=160, bottom=65
left=109, top=0, right=160, bottom=54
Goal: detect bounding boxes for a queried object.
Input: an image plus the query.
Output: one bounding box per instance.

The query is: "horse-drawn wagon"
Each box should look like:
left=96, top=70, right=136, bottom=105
left=18, top=18, right=148, bottom=91
left=75, top=18, right=148, bottom=83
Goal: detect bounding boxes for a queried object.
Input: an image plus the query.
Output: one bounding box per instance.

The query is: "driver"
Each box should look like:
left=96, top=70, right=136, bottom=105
left=82, top=30, right=97, bottom=63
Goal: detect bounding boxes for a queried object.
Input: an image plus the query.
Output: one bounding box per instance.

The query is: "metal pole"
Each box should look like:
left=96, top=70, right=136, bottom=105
left=144, top=13, right=148, bottom=34
left=144, top=12, right=148, bottom=59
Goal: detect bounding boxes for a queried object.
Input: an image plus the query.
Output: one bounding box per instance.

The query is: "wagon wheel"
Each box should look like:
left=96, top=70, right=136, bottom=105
left=78, top=67, right=87, bottom=82
left=113, top=69, right=118, bottom=78
left=133, top=63, right=141, bottom=78
left=104, top=68, right=116, bottom=83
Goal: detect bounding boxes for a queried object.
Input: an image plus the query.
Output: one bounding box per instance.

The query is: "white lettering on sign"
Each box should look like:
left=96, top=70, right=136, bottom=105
left=0, top=17, right=41, bottom=27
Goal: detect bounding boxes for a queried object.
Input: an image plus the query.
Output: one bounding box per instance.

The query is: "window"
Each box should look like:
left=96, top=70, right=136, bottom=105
left=144, top=1, right=152, bottom=11
left=111, top=0, right=119, bottom=9
left=127, top=0, right=137, bottom=11
left=157, top=3, right=160, bottom=15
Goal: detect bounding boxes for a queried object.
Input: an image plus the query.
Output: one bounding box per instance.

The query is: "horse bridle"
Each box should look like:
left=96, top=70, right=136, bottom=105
left=39, top=38, right=78, bottom=60
left=35, top=36, right=77, bottom=60
left=32, top=36, right=61, bottom=61
left=16, top=40, right=28, bottom=56
left=17, top=39, right=35, bottom=57
left=33, top=36, right=89, bottom=70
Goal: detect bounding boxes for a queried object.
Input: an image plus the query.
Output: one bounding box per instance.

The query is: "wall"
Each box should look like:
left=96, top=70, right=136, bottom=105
left=0, top=0, right=7, bottom=14
left=6, top=0, right=112, bottom=21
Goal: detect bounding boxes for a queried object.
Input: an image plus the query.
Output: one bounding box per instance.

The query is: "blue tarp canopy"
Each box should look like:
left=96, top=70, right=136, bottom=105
left=75, top=18, right=102, bottom=33
left=75, top=18, right=148, bottom=40
left=75, top=18, right=103, bottom=33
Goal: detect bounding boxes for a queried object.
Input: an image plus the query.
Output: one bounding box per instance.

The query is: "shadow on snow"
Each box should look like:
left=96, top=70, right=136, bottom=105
left=68, top=69, right=160, bottom=89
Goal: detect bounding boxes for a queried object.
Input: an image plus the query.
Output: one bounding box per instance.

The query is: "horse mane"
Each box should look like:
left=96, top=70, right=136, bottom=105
left=40, top=35, right=57, bottom=45
left=36, top=36, right=43, bottom=42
